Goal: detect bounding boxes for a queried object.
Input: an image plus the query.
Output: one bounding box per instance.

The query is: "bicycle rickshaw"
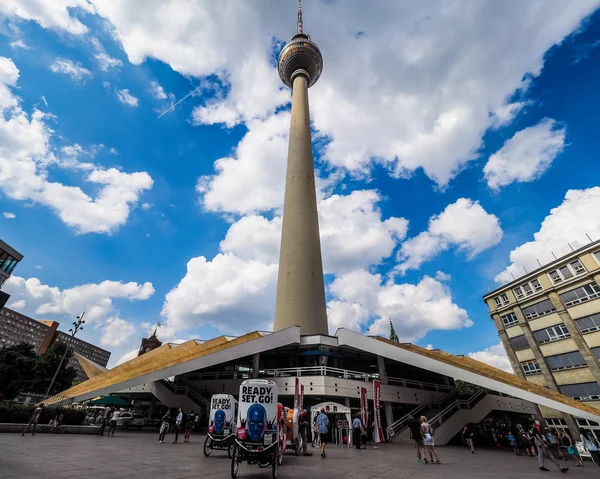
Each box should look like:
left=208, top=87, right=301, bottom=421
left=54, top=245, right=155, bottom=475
left=284, top=407, right=302, bottom=456
left=204, top=394, right=238, bottom=458
left=231, top=379, right=281, bottom=479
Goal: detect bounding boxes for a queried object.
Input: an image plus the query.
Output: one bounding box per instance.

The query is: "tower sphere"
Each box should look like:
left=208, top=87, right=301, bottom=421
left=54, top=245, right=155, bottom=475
left=278, top=33, right=323, bottom=89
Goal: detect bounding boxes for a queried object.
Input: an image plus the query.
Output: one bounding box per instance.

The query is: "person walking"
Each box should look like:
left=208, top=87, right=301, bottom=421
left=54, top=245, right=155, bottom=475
left=316, top=409, right=329, bottom=459
left=184, top=410, right=196, bottom=443
left=580, top=429, right=600, bottom=465
left=97, top=407, right=113, bottom=436
left=107, top=408, right=120, bottom=437
left=312, top=413, right=320, bottom=448
left=21, top=403, right=44, bottom=436
left=172, top=408, right=183, bottom=444
left=420, top=416, right=440, bottom=464
left=508, top=431, right=521, bottom=456
left=532, top=426, right=568, bottom=473
left=298, top=409, right=312, bottom=456
left=560, top=430, right=583, bottom=467
left=352, top=414, right=362, bottom=450
left=159, top=411, right=171, bottom=443
left=462, top=425, right=475, bottom=454
left=408, top=415, right=426, bottom=464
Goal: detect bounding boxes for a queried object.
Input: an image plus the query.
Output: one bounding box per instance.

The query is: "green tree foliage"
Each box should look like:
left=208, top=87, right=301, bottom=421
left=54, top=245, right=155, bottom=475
left=455, top=379, right=484, bottom=398
left=0, top=342, right=77, bottom=399
left=0, top=402, right=85, bottom=425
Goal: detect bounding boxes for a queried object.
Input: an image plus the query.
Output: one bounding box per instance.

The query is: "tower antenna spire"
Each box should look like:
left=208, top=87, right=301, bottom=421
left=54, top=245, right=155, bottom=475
left=297, top=0, right=303, bottom=34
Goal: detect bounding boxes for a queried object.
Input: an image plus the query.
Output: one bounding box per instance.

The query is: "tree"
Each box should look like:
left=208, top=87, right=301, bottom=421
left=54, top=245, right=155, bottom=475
left=0, top=342, right=77, bottom=399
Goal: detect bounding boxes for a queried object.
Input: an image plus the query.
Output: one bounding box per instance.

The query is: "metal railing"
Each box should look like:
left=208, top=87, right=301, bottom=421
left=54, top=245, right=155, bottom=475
left=386, top=387, right=458, bottom=439
left=428, top=389, right=488, bottom=430
left=161, top=378, right=209, bottom=408
left=14, top=392, right=74, bottom=408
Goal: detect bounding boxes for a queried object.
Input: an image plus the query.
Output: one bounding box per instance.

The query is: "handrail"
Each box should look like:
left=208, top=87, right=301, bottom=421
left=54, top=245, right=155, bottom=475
left=428, top=389, right=488, bottom=429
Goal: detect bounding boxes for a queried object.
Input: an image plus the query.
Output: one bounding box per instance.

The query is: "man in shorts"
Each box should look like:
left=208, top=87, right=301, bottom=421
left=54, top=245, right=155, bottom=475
left=21, top=403, right=44, bottom=436
left=407, top=415, right=426, bottom=463
left=316, top=408, right=329, bottom=459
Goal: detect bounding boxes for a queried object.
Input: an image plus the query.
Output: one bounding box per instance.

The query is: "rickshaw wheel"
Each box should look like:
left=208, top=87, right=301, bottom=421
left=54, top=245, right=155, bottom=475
left=294, top=437, right=300, bottom=456
left=272, top=448, right=279, bottom=479
left=230, top=443, right=240, bottom=479
left=203, top=436, right=213, bottom=457
left=228, top=437, right=236, bottom=459
left=277, top=444, right=283, bottom=466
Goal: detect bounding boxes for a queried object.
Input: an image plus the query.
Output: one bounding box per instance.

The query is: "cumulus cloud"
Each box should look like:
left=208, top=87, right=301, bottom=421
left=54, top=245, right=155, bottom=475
left=328, top=270, right=473, bottom=341
left=0, top=0, right=94, bottom=35
left=100, top=317, right=136, bottom=347
left=496, top=187, right=600, bottom=284
left=9, top=40, right=30, bottom=50
left=0, top=57, right=153, bottom=234
left=396, top=198, right=503, bottom=274
left=116, top=88, right=139, bottom=107
left=484, top=118, right=566, bottom=190
left=149, top=80, right=174, bottom=102
left=3, top=212, right=16, bottom=219
left=115, top=348, right=138, bottom=366
left=4, top=275, right=155, bottom=324
left=49, top=58, right=92, bottom=82
left=468, top=343, right=513, bottom=373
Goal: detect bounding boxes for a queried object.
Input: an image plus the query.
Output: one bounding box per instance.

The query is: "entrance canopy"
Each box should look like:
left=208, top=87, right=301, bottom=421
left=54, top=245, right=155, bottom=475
left=310, top=401, right=351, bottom=426
left=88, top=396, right=128, bottom=406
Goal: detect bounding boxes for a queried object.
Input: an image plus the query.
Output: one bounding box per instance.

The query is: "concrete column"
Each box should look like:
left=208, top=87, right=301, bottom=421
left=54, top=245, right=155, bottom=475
left=273, top=71, right=328, bottom=336
left=252, top=353, right=260, bottom=379
left=548, top=291, right=600, bottom=383
left=376, top=355, right=394, bottom=427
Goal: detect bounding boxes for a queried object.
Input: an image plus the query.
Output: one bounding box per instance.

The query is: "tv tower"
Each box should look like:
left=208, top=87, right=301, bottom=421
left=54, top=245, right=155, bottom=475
left=273, top=0, right=328, bottom=335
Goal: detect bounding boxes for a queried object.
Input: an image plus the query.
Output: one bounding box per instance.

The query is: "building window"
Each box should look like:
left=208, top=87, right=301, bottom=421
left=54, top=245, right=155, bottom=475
left=494, top=294, right=510, bottom=307
left=514, top=279, right=543, bottom=300
left=510, top=335, right=529, bottom=351
left=533, top=324, right=571, bottom=344
left=546, top=351, right=586, bottom=371
left=501, top=312, right=519, bottom=327
left=522, top=299, right=556, bottom=320
left=560, top=282, right=600, bottom=308
left=591, top=347, right=600, bottom=360
left=521, top=359, right=542, bottom=375
left=559, top=382, right=600, bottom=400
left=548, top=260, right=586, bottom=284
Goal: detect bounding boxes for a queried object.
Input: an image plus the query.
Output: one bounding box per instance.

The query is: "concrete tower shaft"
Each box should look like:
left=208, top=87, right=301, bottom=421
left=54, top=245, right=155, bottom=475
left=273, top=2, right=328, bottom=335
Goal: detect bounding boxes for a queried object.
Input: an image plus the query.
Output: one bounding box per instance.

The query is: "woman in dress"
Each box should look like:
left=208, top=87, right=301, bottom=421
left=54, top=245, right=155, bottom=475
left=420, top=416, right=441, bottom=464
left=559, top=430, right=583, bottom=467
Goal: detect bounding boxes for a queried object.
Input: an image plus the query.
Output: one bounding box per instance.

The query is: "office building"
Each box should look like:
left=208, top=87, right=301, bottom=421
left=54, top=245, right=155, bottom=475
left=484, top=239, right=600, bottom=435
left=0, top=307, right=110, bottom=383
left=0, top=239, right=23, bottom=309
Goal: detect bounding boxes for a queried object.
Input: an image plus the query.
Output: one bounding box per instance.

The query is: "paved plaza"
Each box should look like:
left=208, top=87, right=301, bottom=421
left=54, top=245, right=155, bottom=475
left=1, top=432, right=600, bottom=479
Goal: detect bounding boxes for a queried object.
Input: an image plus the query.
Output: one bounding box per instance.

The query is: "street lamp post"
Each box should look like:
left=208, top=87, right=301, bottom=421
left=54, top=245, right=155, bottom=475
left=44, top=312, right=85, bottom=398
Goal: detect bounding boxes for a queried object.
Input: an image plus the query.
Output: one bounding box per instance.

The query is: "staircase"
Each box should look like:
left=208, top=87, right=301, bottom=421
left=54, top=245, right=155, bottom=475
left=386, top=387, right=458, bottom=440
left=154, top=378, right=210, bottom=411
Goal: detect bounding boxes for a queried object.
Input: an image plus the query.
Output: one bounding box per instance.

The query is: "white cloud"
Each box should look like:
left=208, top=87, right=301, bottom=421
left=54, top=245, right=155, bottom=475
left=95, top=52, right=122, bottom=71
left=484, top=118, right=566, bottom=190
left=496, top=187, right=600, bottom=284
left=0, top=0, right=94, bottom=35
left=149, top=80, right=174, bottom=102
left=468, top=343, right=513, bottom=373
left=115, top=348, right=138, bottom=366
left=435, top=271, right=451, bottom=282
left=9, top=40, right=30, bottom=50
left=116, top=88, right=139, bottom=107
left=3, top=212, right=15, bottom=219
left=141, top=202, right=151, bottom=210
left=396, top=198, right=503, bottom=274
left=328, top=270, right=472, bottom=341
left=100, top=317, right=136, bottom=347
left=49, top=58, right=92, bottom=82
left=0, top=57, right=153, bottom=234
left=425, top=344, right=434, bottom=350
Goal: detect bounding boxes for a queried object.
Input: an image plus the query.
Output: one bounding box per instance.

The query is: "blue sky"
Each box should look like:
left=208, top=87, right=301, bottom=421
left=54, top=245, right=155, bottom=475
left=1, top=1, right=600, bottom=370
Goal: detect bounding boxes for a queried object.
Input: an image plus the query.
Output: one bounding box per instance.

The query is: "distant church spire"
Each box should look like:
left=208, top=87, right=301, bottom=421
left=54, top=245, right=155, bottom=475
left=389, top=320, right=399, bottom=342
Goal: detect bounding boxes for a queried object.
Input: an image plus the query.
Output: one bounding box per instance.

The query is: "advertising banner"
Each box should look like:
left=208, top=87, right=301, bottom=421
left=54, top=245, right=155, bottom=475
left=237, top=379, right=278, bottom=443
left=299, top=384, right=304, bottom=411
left=294, top=377, right=300, bottom=410
left=360, top=386, right=368, bottom=430
left=373, top=379, right=385, bottom=443
left=209, top=394, right=237, bottom=436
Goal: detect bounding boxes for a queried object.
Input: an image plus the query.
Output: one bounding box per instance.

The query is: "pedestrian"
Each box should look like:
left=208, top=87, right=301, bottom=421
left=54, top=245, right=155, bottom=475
left=159, top=410, right=171, bottom=443
left=352, top=414, right=362, bottom=450
left=312, top=413, right=320, bottom=448
left=172, top=408, right=183, bottom=444
left=560, top=430, right=583, bottom=467
left=546, top=429, right=564, bottom=460
left=94, top=413, right=103, bottom=426
left=107, top=408, right=120, bottom=437
left=532, top=426, right=568, bottom=473
left=508, top=431, right=521, bottom=455
left=97, top=407, right=113, bottom=436
left=298, top=409, right=312, bottom=456
left=184, top=410, right=196, bottom=443
left=420, top=416, right=441, bottom=464
left=316, top=408, right=329, bottom=459
left=462, top=424, right=475, bottom=454
left=408, top=415, right=426, bottom=464
left=580, top=429, right=600, bottom=465
left=521, top=429, right=535, bottom=457
left=21, top=403, right=44, bottom=436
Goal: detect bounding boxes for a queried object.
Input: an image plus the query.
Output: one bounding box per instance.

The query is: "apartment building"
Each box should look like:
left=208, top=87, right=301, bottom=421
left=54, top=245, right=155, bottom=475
left=484, top=239, right=600, bottom=436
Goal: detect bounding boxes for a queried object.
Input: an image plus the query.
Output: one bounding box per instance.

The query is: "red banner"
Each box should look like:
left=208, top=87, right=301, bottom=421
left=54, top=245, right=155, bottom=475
left=373, top=379, right=385, bottom=443
left=294, top=377, right=300, bottom=410
left=360, top=386, right=368, bottom=430
left=299, top=384, right=304, bottom=410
